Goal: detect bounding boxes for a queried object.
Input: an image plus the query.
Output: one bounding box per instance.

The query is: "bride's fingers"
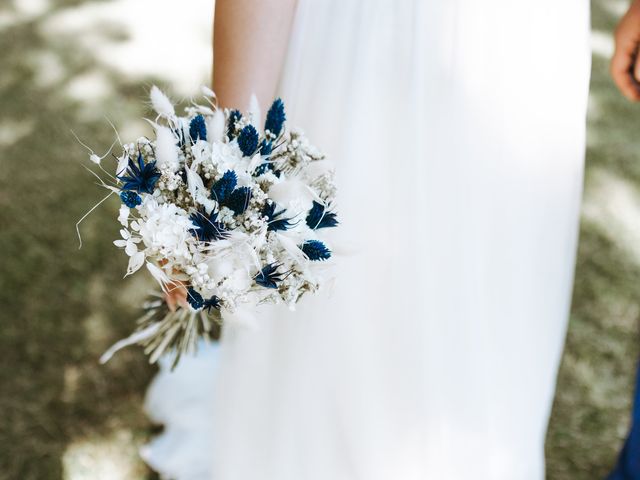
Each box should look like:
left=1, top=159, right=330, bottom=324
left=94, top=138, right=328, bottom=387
left=634, top=54, right=640, bottom=85
left=612, top=4, right=640, bottom=101
left=611, top=41, right=640, bottom=101
left=165, top=281, right=188, bottom=312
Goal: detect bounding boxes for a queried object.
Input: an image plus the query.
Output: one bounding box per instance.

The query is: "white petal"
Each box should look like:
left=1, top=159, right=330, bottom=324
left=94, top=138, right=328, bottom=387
left=146, top=262, right=170, bottom=292
left=125, top=241, right=138, bottom=257
left=201, top=85, right=215, bottom=97
left=126, top=251, right=145, bottom=276
left=116, top=154, right=129, bottom=176
left=247, top=152, right=262, bottom=173
left=200, top=196, right=217, bottom=215
left=186, top=168, right=201, bottom=198
left=118, top=205, right=130, bottom=227
left=268, top=179, right=314, bottom=214
left=276, top=233, right=307, bottom=264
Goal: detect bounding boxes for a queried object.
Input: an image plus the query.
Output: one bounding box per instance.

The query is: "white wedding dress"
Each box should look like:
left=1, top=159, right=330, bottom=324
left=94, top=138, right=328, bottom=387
left=143, top=1, right=591, bottom=479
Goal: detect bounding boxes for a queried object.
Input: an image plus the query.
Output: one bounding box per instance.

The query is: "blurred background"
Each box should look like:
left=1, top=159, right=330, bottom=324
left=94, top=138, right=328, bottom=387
left=0, top=0, right=639, bottom=478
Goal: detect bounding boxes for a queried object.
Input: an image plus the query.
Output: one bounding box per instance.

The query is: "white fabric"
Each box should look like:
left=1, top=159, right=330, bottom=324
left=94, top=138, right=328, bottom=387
left=144, top=1, right=591, bottom=479
left=142, top=344, right=219, bottom=480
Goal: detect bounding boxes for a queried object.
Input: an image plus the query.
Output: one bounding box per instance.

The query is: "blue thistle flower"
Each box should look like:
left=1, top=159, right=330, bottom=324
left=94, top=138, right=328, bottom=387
left=300, top=240, right=331, bottom=261
left=237, top=125, right=259, bottom=157
left=187, top=288, right=220, bottom=312
left=119, top=191, right=142, bottom=208
left=262, top=202, right=296, bottom=231
left=260, top=139, right=273, bottom=156
left=187, top=287, right=204, bottom=310
left=265, top=98, right=286, bottom=137
left=227, top=109, right=242, bottom=140
left=225, top=187, right=252, bottom=215
left=203, top=295, right=221, bottom=312
left=211, top=170, right=238, bottom=203
left=189, top=209, right=228, bottom=242
left=189, top=114, right=207, bottom=141
left=255, top=263, right=284, bottom=289
left=305, top=201, right=339, bottom=230
left=117, top=153, right=161, bottom=194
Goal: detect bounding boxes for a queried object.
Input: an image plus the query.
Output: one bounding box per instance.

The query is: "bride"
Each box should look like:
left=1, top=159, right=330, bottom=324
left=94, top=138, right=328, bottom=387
left=142, top=0, right=597, bottom=478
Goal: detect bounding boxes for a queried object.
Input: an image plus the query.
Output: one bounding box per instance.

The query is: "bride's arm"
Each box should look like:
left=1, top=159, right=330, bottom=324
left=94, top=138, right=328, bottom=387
left=213, top=0, right=298, bottom=111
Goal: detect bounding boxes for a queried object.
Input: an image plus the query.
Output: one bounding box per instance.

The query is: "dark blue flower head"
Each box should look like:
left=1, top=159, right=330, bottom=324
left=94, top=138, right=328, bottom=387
left=306, top=201, right=339, bottom=230
left=189, top=209, right=228, bottom=243
left=119, top=190, right=142, bottom=208
left=203, top=295, right=221, bottom=313
left=118, top=153, right=161, bottom=194
left=186, top=287, right=204, bottom=310
left=211, top=170, right=238, bottom=203
left=227, top=109, right=242, bottom=140
left=300, top=240, right=331, bottom=261
left=187, top=287, right=221, bottom=312
left=265, top=98, right=286, bottom=137
left=260, top=139, right=273, bottom=156
left=225, top=187, right=252, bottom=215
left=255, top=263, right=285, bottom=289
left=262, top=202, right=297, bottom=231
left=189, top=114, right=207, bottom=142
left=237, top=125, right=259, bottom=157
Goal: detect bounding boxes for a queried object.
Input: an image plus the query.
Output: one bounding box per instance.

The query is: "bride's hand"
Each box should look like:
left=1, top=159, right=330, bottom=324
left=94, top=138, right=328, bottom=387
left=164, top=281, right=188, bottom=312
left=612, top=0, right=640, bottom=101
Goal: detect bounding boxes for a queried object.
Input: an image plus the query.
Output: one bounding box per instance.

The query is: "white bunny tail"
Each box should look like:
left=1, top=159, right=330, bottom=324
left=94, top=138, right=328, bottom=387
left=208, top=109, right=226, bottom=143
left=155, top=125, right=180, bottom=171
left=150, top=85, right=176, bottom=118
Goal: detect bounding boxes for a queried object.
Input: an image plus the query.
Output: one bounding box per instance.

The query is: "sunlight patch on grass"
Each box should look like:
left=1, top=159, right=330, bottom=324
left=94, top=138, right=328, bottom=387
left=40, top=0, right=213, bottom=95
left=62, top=429, right=147, bottom=480
left=13, top=0, right=50, bottom=17
left=591, top=29, right=614, bottom=59
left=66, top=70, right=114, bottom=104
left=0, top=118, right=35, bottom=148
left=28, top=50, right=66, bottom=88
left=598, top=0, right=630, bottom=17
left=582, top=167, right=640, bottom=264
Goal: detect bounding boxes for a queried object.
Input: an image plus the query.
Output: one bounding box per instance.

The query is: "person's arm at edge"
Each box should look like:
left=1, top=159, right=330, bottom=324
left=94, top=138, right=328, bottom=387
left=212, top=0, right=298, bottom=112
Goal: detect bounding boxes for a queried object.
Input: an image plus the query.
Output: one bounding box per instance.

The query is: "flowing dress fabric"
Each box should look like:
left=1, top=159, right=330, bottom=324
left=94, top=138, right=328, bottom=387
left=145, top=1, right=591, bottom=479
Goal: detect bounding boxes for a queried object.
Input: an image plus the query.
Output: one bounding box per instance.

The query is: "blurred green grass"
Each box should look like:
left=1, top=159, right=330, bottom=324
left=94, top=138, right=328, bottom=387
left=1, top=0, right=640, bottom=478
left=0, top=1, right=161, bottom=478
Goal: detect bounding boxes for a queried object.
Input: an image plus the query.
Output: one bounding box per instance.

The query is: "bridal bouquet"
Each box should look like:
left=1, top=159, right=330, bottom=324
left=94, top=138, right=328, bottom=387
left=81, top=86, right=338, bottom=366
